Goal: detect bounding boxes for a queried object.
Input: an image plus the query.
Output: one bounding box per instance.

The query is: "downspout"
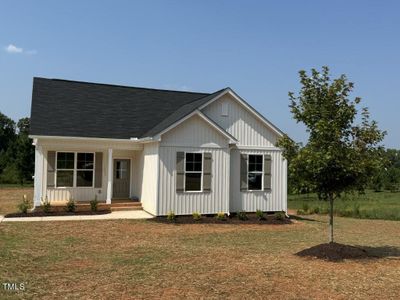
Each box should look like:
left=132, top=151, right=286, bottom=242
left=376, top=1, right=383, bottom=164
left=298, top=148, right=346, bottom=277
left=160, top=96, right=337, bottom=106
left=226, top=144, right=234, bottom=216
left=155, top=142, right=160, bottom=216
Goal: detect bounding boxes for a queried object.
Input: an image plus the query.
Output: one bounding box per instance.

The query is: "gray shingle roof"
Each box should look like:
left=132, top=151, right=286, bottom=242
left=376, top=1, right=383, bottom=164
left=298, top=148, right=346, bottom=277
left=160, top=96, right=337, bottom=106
left=30, top=78, right=226, bottom=139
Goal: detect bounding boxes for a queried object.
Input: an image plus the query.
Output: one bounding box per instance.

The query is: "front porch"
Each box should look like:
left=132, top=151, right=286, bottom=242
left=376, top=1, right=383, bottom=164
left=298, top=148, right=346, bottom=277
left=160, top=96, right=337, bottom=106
left=33, top=138, right=145, bottom=208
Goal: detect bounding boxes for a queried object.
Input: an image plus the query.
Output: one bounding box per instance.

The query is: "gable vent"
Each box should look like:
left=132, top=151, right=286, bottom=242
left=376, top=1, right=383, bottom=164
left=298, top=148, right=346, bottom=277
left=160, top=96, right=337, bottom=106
left=221, top=101, right=229, bottom=116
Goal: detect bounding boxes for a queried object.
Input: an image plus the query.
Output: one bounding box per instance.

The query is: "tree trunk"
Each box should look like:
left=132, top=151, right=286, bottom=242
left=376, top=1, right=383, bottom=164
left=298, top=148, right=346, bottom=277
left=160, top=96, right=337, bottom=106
left=329, top=195, right=334, bottom=243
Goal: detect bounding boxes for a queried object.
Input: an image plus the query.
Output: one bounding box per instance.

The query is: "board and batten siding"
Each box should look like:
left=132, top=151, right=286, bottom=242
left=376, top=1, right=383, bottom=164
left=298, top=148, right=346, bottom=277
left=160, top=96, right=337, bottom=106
left=161, top=114, right=228, bottom=148
left=158, top=146, right=230, bottom=215
left=230, top=148, right=287, bottom=212
left=140, top=142, right=159, bottom=215
left=202, top=94, right=278, bottom=147
left=158, top=114, right=231, bottom=215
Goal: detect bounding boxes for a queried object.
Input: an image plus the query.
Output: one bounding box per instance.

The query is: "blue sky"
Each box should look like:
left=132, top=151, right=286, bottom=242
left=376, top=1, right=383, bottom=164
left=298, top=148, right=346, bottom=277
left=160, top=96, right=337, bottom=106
left=1, top=0, right=399, bottom=147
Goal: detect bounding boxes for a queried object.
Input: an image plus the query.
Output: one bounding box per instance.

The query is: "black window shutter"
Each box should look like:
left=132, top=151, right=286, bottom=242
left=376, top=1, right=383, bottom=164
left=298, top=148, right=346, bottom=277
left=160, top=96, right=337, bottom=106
left=264, top=155, right=272, bottom=191
left=240, top=154, right=248, bottom=191
left=47, top=151, right=56, bottom=188
left=203, top=153, right=212, bottom=192
left=95, top=152, right=103, bottom=188
left=176, top=152, right=185, bottom=192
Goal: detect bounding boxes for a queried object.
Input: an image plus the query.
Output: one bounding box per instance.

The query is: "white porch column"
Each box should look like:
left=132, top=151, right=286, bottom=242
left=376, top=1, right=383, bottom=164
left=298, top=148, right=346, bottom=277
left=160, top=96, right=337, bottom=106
left=106, top=148, right=113, bottom=204
left=33, top=144, right=43, bottom=207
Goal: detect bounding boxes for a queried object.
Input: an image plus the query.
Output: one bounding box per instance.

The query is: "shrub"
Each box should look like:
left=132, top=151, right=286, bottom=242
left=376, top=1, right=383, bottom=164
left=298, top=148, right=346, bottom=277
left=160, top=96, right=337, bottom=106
left=256, top=209, right=265, bottom=220
left=237, top=210, right=248, bottom=221
left=90, top=195, right=98, bottom=212
left=17, top=194, right=30, bottom=214
left=311, top=206, right=320, bottom=214
left=275, top=211, right=286, bottom=221
left=297, top=209, right=306, bottom=215
left=66, top=198, right=76, bottom=213
left=167, top=211, right=176, bottom=222
left=41, top=196, right=51, bottom=213
left=192, top=212, right=201, bottom=221
left=215, top=212, right=227, bottom=221
left=302, top=202, right=309, bottom=213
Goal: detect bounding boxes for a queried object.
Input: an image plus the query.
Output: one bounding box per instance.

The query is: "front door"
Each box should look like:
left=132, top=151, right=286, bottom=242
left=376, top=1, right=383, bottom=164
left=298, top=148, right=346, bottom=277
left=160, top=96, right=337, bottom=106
left=113, top=159, right=130, bottom=199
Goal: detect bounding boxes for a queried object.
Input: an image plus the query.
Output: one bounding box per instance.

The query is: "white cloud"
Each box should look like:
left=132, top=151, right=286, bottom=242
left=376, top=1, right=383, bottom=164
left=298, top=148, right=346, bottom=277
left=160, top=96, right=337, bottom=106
left=5, top=44, right=23, bottom=53
left=4, top=44, right=37, bottom=55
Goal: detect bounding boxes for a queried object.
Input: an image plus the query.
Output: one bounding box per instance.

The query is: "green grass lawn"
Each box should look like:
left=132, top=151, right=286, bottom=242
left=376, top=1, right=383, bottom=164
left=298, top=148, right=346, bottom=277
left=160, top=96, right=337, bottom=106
left=1, top=189, right=400, bottom=298
left=1, top=216, right=400, bottom=299
left=0, top=184, right=33, bottom=189
left=288, top=190, right=400, bottom=220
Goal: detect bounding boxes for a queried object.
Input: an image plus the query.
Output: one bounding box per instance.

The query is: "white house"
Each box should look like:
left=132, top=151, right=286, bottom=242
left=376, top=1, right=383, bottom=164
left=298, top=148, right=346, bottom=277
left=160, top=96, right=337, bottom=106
left=29, top=78, right=287, bottom=216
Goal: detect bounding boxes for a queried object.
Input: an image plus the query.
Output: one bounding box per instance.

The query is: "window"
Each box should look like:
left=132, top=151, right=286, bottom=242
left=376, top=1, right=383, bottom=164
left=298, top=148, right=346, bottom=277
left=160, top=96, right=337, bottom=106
left=56, top=152, right=94, bottom=188
left=185, top=153, right=202, bottom=191
left=56, top=152, right=74, bottom=187
left=76, top=153, right=94, bottom=187
left=248, top=154, right=263, bottom=190
left=116, top=160, right=128, bottom=179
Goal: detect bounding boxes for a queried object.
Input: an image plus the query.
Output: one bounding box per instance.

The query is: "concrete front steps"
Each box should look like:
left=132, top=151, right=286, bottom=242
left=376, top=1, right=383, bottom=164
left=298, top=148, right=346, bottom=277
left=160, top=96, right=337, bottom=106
left=111, top=200, right=143, bottom=212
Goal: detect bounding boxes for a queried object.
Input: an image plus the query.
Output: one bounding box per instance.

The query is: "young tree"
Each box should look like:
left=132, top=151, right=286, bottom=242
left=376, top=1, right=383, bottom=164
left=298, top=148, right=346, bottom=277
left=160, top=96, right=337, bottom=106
left=278, top=66, right=386, bottom=243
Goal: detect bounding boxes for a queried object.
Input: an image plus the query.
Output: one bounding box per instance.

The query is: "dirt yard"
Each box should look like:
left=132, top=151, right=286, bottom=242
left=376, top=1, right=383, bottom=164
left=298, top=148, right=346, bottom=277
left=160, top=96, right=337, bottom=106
left=1, top=189, right=400, bottom=299
left=0, top=187, right=33, bottom=215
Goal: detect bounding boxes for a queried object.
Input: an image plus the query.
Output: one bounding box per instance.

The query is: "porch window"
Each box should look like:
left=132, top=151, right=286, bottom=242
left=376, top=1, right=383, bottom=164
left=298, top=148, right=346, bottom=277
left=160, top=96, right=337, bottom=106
left=55, top=152, right=94, bottom=188
left=248, top=154, right=263, bottom=190
left=185, top=153, right=202, bottom=191
left=76, top=153, right=94, bottom=187
left=56, top=152, right=74, bottom=187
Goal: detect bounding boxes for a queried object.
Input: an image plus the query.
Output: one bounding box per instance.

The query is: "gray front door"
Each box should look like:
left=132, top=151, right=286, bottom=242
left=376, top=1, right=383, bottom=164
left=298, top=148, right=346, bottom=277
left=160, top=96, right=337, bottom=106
left=113, top=159, right=130, bottom=199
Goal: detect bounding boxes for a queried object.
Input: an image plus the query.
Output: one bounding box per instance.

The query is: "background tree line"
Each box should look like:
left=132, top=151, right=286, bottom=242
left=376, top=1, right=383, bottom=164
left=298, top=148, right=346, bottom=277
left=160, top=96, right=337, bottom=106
left=286, top=147, right=400, bottom=194
left=0, top=111, right=34, bottom=185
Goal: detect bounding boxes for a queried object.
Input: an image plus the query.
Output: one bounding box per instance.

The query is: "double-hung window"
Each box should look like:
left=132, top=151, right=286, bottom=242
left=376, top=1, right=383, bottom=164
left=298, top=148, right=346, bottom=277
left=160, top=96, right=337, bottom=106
left=248, top=154, right=263, bottom=190
left=185, top=153, right=203, bottom=191
left=56, top=152, right=75, bottom=187
left=76, top=153, right=94, bottom=187
left=56, top=152, right=94, bottom=188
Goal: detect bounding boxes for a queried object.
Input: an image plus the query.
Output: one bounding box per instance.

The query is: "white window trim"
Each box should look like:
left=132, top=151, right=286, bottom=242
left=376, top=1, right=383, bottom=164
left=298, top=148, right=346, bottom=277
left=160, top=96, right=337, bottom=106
left=247, top=154, right=264, bottom=192
left=184, top=151, right=203, bottom=193
left=55, top=151, right=95, bottom=189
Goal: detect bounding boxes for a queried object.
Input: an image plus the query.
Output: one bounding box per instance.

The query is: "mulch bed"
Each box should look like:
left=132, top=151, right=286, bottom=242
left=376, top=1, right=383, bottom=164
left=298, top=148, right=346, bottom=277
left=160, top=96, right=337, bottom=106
left=296, top=242, right=371, bottom=261
left=151, top=213, right=293, bottom=225
left=5, top=210, right=111, bottom=218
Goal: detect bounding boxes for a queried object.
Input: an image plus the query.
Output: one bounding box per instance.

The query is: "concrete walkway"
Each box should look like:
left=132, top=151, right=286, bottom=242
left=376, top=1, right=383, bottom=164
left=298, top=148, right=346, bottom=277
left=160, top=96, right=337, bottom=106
left=0, top=210, right=154, bottom=222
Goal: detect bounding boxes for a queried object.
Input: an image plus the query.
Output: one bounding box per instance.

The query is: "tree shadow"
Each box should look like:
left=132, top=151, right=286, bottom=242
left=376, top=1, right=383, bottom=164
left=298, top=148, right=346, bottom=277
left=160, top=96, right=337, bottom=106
left=295, top=242, right=400, bottom=262
left=288, top=215, right=323, bottom=222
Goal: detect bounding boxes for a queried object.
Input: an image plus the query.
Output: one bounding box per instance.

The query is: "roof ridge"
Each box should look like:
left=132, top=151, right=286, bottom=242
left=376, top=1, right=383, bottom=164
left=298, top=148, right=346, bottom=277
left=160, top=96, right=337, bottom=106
left=141, top=88, right=228, bottom=137
left=184, top=87, right=228, bottom=104
left=34, top=77, right=211, bottom=95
